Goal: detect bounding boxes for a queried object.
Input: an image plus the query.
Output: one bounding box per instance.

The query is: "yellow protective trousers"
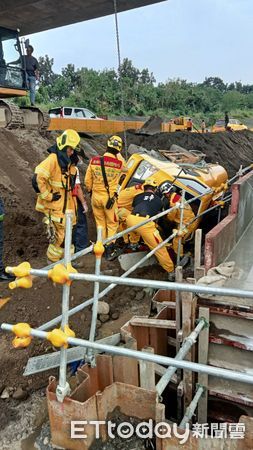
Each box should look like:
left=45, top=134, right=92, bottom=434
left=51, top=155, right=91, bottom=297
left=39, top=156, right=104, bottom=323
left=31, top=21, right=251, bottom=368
left=172, top=231, right=191, bottom=257
left=91, top=191, right=119, bottom=241
left=46, top=222, right=65, bottom=262
left=126, top=214, right=174, bottom=273
left=46, top=222, right=75, bottom=262
left=118, top=207, right=140, bottom=244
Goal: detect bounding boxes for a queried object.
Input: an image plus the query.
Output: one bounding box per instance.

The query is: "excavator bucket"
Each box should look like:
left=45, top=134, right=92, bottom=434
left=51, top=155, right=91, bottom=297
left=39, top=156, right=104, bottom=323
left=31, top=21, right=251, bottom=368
left=136, top=115, right=163, bottom=135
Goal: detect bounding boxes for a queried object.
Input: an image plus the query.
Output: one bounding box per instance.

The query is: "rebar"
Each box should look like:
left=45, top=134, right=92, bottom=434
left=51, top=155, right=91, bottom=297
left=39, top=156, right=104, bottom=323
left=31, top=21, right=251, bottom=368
left=156, top=319, right=206, bottom=396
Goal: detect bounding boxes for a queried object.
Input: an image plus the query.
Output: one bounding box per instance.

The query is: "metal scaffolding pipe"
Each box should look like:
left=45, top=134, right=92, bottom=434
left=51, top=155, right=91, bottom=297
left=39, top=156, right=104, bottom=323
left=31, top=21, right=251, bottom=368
left=156, top=319, right=206, bottom=396
left=87, top=227, right=102, bottom=362
left=56, top=211, right=72, bottom=402
left=40, top=188, right=213, bottom=271
left=179, top=385, right=205, bottom=429
left=31, top=270, right=253, bottom=300
left=37, top=164, right=240, bottom=274
left=38, top=228, right=178, bottom=331
left=35, top=190, right=232, bottom=331
left=2, top=323, right=253, bottom=386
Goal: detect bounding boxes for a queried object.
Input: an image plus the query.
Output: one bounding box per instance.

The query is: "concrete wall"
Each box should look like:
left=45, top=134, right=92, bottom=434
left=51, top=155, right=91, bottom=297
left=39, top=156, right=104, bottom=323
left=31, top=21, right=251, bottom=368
left=205, top=171, right=253, bottom=270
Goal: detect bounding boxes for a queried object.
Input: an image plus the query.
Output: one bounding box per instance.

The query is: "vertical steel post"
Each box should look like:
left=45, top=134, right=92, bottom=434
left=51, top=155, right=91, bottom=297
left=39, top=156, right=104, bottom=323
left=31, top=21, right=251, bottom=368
left=87, top=226, right=103, bottom=365
left=177, top=190, right=185, bottom=266
left=56, top=211, right=73, bottom=402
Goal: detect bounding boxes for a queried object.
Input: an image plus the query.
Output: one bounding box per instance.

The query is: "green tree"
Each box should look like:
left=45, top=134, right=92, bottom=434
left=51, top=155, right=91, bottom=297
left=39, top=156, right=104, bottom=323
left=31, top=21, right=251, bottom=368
left=38, top=55, right=55, bottom=85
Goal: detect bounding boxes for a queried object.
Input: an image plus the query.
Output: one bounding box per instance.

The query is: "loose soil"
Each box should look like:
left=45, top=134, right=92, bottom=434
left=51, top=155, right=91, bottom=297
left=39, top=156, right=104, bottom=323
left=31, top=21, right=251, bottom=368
left=126, top=129, right=253, bottom=177
left=0, top=127, right=253, bottom=446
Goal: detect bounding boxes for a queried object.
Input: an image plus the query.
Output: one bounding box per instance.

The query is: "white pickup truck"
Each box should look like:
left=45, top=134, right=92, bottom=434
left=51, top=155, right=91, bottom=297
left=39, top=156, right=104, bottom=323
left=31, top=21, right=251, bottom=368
left=48, top=106, right=103, bottom=120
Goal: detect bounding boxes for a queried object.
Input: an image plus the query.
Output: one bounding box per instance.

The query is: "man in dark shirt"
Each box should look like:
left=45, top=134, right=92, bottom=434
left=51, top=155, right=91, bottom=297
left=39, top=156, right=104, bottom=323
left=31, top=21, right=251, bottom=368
left=225, top=112, right=229, bottom=130
left=126, top=178, right=175, bottom=277
left=0, top=197, right=15, bottom=282
left=24, top=45, right=39, bottom=106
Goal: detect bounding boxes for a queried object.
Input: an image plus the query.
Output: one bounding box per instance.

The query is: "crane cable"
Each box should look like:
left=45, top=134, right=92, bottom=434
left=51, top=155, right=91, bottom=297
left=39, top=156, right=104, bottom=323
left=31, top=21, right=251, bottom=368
left=113, top=0, right=128, bottom=158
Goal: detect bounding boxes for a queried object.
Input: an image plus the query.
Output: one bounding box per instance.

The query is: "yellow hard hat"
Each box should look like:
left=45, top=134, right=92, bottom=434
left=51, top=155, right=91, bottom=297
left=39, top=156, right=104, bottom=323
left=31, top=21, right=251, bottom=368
left=144, top=178, right=158, bottom=188
left=57, top=129, right=80, bottom=151
left=107, top=135, right=123, bottom=152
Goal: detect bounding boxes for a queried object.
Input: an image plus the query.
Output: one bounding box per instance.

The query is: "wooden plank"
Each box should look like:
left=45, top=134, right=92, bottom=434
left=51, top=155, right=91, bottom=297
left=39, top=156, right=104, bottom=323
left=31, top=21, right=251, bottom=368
left=139, top=347, right=155, bottom=391
left=182, top=291, right=194, bottom=410
left=195, top=266, right=205, bottom=281
left=197, top=306, right=209, bottom=423
left=185, top=280, right=198, bottom=389
left=113, top=338, right=139, bottom=387
left=130, top=317, right=176, bottom=329
left=175, top=266, right=183, bottom=282
left=194, top=229, right=202, bottom=278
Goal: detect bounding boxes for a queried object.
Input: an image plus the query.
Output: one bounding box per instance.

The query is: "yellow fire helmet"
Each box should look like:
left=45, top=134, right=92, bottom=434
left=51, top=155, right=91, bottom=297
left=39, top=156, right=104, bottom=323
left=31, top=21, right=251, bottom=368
left=57, top=129, right=81, bottom=151
left=144, top=178, right=158, bottom=188
left=107, top=135, right=123, bottom=152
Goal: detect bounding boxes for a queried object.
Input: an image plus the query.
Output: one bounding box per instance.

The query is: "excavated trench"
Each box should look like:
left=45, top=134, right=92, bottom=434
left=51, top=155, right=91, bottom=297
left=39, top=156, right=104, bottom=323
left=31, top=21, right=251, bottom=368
left=0, top=128, right=253, bottom=448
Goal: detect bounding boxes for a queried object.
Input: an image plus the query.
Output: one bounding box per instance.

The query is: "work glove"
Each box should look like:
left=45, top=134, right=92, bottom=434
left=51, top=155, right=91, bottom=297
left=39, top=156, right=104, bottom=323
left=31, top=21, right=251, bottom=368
left=52, top=192, right=61, bottom=202
left=82, top=201, right=88, bottom=213
left=42, top=217, right=56, bottom=244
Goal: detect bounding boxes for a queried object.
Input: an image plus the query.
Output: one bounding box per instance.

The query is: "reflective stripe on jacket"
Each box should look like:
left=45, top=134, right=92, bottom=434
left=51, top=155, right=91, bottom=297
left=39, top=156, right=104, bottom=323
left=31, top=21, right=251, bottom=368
left=35, top=153, right=77, bottom=223
left=85, top=152, right=123, bottom=196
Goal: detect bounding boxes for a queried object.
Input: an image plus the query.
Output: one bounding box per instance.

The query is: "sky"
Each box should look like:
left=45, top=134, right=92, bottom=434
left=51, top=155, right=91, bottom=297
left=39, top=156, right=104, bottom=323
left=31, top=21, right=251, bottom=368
left=29, top=0, right=253, bottom=85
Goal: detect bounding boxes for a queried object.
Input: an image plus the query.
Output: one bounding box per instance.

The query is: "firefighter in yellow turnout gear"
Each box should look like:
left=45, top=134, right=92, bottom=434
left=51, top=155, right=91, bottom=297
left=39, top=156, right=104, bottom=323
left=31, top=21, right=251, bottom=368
left=159, top=181, right=195, bottom=257
left=118, top=183, right=144, bottom=246
left=34, top=129, right=80, bottom=262
left=85, top=135, right=125, bottom=260
left=126, top=179, right=175, bottom=277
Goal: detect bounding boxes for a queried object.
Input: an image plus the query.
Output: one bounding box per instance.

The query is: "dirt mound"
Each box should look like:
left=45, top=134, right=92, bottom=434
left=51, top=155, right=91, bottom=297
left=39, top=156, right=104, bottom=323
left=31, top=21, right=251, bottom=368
left=0, top=128, right=155, bottom=408
left=126, top=129, right=253, bottom=177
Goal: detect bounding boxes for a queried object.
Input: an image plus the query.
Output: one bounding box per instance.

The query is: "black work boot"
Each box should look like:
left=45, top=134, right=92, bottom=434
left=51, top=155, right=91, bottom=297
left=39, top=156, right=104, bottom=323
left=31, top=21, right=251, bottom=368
left=105, top=243, right=122, bottom=261
left=179, top=253, right=191, bottom=268
left=167, top=271, right=175, bottom=282
left=0, top=270, right=15, bottom=282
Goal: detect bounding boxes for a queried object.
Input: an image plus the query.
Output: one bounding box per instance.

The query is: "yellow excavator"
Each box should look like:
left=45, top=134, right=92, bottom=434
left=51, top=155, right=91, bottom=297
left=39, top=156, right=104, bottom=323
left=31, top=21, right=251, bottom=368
left=0, top=26, right=49, bottom=130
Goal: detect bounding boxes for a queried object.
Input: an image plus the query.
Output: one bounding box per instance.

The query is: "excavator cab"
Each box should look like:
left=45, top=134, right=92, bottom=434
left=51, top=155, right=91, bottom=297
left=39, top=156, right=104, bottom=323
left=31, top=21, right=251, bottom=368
left=0, top=27, right=26, bottom=96
left=0, top=26, right=49, bottom=130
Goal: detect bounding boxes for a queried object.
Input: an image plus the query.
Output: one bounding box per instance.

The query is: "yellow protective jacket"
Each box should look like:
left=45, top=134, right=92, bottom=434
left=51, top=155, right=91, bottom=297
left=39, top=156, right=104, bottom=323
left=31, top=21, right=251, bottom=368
left=116, top=152, right=128, bottom=173
left=35, top=153, right=77, bottom=224
left=166, top=192, right=195, bottom=230
left=118, top=184, right=144, bottom=211
left=85, top=151, right=123, bottom=197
